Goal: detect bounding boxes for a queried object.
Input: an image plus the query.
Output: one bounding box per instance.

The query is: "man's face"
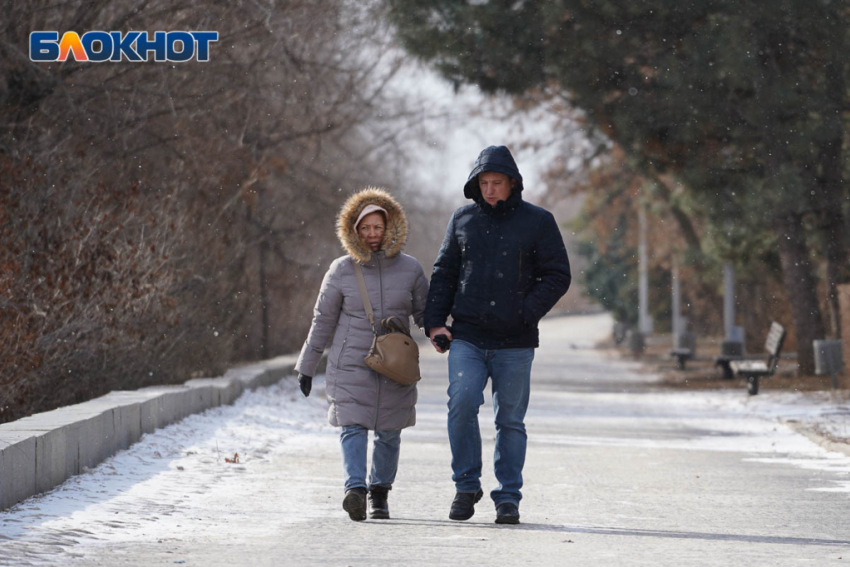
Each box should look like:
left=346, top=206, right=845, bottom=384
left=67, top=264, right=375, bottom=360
left=478, top=171, right=515, bottom=206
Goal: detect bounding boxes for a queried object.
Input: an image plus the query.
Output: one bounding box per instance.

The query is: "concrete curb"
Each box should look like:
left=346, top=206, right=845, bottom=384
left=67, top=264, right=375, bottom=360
left=784, top=420, right=850, bottom=458
left=0, top=353, right=308, bottom=511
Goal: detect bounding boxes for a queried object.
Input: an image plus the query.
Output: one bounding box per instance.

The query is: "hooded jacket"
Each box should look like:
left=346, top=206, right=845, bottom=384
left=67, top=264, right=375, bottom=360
left=295, top=188, right=429, bottom=430
left=424, top=146, right=571, bottom=349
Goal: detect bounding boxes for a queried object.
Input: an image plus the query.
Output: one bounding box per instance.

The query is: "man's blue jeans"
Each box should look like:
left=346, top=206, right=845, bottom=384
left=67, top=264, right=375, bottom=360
left=339, top=425, right=401, bottom=492
left=447, top=339, right=535, bottom=506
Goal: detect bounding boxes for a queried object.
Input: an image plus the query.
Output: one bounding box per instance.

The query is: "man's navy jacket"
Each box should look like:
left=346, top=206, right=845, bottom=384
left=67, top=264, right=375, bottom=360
left=424, top=146, right=572, bottom=349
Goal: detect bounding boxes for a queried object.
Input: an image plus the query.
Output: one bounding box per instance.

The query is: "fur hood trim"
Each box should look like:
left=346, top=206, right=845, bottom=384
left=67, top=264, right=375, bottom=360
left=337, top=187, right=408, bottom=264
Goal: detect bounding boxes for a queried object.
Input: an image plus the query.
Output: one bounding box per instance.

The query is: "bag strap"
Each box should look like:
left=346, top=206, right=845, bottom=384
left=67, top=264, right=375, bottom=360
left=352, top=262, right=378, bottom=335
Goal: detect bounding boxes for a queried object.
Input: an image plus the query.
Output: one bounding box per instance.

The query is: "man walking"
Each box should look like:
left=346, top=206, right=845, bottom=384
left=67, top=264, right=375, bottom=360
left=425, top=145, right=571, bottom=525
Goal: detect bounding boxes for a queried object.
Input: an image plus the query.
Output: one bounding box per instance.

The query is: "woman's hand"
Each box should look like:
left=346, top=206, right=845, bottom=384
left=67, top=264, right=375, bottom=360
left=428, top=327, right=453, bottom=354
left=298, top=373, right=313, bottom=397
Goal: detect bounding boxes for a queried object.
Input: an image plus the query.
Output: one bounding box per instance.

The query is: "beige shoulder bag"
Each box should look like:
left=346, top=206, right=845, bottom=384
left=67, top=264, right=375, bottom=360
left=352, top=262, right=421, bottom=386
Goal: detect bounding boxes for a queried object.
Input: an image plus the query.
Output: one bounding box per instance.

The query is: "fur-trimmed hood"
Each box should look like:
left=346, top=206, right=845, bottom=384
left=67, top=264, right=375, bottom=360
left=337, top=187, right=408, bottom=264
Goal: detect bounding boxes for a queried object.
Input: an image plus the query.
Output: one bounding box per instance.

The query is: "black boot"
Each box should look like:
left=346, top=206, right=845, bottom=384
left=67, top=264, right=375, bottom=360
left=343, top=488, right=367, bottom=521
left=368, top=486, right=390, bottom=520
left=495, top=501, right=520, bottom=525
left=449, top=488, right=484, bottom=521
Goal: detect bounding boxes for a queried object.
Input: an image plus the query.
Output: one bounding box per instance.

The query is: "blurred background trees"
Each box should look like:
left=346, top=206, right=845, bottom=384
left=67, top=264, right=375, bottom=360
left=4, top=0, right=849, bottom=421
left=0, top=0, right=450, bottom=422
left=387, top=0, right=850, bottom=374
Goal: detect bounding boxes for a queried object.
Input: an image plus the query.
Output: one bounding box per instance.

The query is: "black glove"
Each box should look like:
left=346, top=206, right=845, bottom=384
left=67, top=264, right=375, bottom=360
left=434, top=334, right=451, bottom=351
left=298, top=373, right=312, bottom=397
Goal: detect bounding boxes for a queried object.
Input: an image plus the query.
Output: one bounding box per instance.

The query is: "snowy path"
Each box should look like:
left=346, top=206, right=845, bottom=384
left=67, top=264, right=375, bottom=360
left=2, top=314, right=850, bottom=566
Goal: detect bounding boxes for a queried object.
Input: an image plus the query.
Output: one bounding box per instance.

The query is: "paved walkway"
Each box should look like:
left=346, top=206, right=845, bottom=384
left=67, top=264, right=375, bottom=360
left=2, top=314, right=850, bottom=566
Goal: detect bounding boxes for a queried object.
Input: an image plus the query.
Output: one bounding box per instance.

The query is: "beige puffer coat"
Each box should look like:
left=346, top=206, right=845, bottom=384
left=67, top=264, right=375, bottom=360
left=295, top=188, right=429, bottom=430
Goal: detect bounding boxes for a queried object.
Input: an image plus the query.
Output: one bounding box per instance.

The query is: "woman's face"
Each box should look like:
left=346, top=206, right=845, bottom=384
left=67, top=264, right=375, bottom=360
left=358, top=211, right=385, bottom=252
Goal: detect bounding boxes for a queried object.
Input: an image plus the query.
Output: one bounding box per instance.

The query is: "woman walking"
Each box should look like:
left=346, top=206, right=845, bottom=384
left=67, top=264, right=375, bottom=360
left=295, top=187, right=429, bottom=521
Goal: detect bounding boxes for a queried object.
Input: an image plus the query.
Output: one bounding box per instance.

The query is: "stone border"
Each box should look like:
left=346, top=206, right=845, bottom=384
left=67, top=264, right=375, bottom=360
left=0, top=353, right=313, bottom=511
left=784, top=420, right=850, bottom=458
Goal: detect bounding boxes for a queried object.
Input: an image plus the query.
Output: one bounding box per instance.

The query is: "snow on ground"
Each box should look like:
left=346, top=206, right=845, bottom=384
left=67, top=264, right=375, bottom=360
left=1, top=312, right=849, bottom=565
left=743, top=390, right=850, bottom=444
left=0, top=378, right=333, bottom=565
left=645, top=382, right=850, bottom=450
left=540, top=312, right=850, bottom=449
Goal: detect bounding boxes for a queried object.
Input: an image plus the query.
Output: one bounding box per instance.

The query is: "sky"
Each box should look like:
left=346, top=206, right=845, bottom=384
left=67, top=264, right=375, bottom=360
left=386, top=61, right=577, bottom=203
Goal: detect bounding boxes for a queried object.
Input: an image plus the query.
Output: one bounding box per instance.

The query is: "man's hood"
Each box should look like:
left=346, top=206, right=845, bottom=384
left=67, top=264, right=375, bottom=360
left=463, top=145, right=525, bottom=204
left=337, top=187, right=408, bottom=264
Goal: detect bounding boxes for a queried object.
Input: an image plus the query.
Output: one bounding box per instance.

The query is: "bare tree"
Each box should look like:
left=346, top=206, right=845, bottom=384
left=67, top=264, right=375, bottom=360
left=0, top=0, right=443, bottom=422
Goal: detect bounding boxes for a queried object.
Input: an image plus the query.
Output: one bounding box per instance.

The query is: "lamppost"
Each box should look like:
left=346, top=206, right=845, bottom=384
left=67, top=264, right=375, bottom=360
left=638, top=206, right=653, bottom=335
left=722, top=262, right=745, bottom=354
left=672, top=255, right=682, bottom=338
left=630, top=205, right=653, bottom=357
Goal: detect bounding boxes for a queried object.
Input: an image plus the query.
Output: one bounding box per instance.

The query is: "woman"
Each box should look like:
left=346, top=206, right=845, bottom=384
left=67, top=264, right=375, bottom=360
left=295, top=187, right=429, bottom=522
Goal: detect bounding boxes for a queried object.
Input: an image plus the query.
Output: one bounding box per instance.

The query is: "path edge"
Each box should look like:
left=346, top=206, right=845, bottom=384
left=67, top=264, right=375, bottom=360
left=0, top=353, right=323, bottom=511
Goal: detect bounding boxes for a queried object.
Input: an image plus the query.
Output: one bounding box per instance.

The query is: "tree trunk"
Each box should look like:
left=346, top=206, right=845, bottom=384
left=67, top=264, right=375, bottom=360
left=634, top=160, right=703, bottom=251
left=815, top=139, right=850, bottom=338
left=815, top=36, right=850, bottom=338
left=774, top=213, right=826, bottom=375
left=258, top=237, right=270, bottom=360
left=258, top=186, right=271, bottom=361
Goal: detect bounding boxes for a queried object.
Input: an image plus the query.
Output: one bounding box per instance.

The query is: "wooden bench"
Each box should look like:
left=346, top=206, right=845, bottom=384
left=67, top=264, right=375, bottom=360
left=670, top=332, right=696, bottom=370
left=715, top=341, right=744, bottom=380
left=730, top=322, right=786, bottom=395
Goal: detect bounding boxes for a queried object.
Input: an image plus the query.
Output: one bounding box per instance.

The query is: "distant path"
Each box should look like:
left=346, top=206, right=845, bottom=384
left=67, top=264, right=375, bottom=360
left=2, top=314, right=850, bottom=566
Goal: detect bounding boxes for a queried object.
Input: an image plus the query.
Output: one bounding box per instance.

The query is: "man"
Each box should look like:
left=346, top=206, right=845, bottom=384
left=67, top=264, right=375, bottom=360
left=425, top=145, right=571, bottom=525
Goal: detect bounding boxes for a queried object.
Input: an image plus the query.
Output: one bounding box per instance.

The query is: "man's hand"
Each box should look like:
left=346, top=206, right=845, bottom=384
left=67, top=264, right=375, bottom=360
left=429, top=327, right=453, bottom=353
left=298, top=373, right=313, bottom=397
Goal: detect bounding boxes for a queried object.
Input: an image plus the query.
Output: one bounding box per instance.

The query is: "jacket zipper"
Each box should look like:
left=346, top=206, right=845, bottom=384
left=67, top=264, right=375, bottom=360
left=518, top=250, right=522, bottom=284
left=378, top=255, right=385, bottom=323
left=375, top=255, right=384, bottom=430
left=375, top=368, right=383, bottom=430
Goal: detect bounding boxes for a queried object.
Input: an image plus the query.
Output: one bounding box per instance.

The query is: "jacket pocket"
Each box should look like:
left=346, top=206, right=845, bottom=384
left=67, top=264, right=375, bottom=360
left=335, top=316, right=352, bottom=368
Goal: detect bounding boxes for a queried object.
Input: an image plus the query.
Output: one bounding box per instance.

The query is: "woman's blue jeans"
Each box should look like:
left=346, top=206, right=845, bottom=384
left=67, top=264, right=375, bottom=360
left=339, top=425, right=401, bottom=492
left=447, top=339, right=534, bottom=506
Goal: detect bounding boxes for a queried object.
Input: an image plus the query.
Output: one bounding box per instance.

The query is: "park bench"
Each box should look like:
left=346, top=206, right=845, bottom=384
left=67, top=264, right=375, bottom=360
left=729, top=322, right=786, bottom=396
left=670, top=332, right=696, bottom=370
left=715, top=341, right=745, bottom=380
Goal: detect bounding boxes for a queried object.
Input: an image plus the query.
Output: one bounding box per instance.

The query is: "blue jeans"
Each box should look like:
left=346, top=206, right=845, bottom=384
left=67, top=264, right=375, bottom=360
left=340, top=425, right=402, bottom=492
left=447, top=339, right=534, bottom=506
